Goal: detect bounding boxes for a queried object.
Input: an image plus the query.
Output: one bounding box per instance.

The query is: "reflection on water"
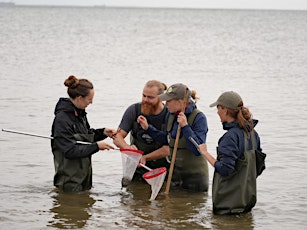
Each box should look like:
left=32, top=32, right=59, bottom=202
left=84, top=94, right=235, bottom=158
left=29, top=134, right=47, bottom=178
left=120, top=181, right=212, bottom=229
left=211, top=213, right=254, bottom=230
left=119, top=181, right=256, bottom=229
left=48, top=189, right=96, bottom=229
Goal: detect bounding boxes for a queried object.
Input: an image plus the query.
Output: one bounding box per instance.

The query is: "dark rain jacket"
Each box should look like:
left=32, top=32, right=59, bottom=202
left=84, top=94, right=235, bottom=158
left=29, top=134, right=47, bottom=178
left=214, top=120, right=261, bottom=177
left=212, top=120, right=263, bottom=214
left=51, top=98, right=107, bottom=192
left=147, top=100, right=208, bottom=154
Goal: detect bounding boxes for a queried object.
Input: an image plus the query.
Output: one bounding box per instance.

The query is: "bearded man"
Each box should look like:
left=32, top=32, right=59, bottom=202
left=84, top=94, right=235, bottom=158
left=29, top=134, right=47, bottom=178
left=113, top=80, right=170, bottom=182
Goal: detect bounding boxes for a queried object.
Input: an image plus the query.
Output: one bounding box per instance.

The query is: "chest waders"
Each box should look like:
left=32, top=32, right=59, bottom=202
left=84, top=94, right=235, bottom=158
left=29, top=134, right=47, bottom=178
left=52, top=114, right=95, bottom=192
left=130, top=104, right=169, bottom=178
left=212, top=131, right=258, bottom=215
left=167, top=109, right=209, bottom=192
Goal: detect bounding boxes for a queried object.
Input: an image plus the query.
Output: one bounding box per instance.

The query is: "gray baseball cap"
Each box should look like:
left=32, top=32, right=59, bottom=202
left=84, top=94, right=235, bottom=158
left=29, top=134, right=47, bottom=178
left=210, top=91, right=243, bottom=110
left=159, top=83, right=190, bottom=101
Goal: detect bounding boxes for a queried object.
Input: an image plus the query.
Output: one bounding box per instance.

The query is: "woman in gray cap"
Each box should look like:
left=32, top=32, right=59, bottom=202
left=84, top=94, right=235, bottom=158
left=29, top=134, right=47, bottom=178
left=137, top=83, right=209, bottom=192
left=198, top=91, right=265, bottom=215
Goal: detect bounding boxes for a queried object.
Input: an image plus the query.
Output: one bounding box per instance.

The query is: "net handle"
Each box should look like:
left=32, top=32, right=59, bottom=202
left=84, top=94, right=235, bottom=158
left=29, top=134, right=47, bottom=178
left=188, top=136, right=200, bottom=150
left=140, top=163, right=152, bottom=171
left=2, top=128, right=91, bottom=145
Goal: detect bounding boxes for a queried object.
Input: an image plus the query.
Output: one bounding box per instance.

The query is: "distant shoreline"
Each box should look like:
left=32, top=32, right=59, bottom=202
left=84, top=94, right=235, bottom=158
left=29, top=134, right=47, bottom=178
left=0, top=2, right=306, bottom=11
left=0, top=2, right=15, bottom=7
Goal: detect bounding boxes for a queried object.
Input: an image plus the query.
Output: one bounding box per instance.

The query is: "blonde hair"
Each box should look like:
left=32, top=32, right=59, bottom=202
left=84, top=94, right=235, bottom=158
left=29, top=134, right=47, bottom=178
left=145, top=80, right=167, bottom=94
left=191, top=90, right=199, bottom=103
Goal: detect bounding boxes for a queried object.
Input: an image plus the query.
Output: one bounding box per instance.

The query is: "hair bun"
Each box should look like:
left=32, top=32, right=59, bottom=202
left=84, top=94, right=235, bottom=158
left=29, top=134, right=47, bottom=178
left=64, top=75, right=79, bottom=88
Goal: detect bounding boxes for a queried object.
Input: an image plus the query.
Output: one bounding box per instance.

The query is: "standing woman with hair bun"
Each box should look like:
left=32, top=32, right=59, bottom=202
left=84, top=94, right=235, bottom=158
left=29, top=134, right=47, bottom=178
left=51, top=75, right=116, bottom=193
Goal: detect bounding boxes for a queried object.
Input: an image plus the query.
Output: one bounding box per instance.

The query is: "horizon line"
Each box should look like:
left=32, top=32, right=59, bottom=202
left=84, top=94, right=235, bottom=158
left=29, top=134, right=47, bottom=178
left=3, top=3, right=307, bottom=11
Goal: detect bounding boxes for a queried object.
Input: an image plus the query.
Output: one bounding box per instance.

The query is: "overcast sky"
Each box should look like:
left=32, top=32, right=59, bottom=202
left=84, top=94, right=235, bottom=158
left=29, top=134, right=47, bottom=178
left=11, top=0, right=307, bottom=10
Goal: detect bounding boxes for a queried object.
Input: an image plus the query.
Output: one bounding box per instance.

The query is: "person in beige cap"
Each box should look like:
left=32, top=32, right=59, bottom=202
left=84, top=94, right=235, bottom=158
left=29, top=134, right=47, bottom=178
left=198, top=91, right=265, bottom=215
left=138, top=83, right=209, bottom=192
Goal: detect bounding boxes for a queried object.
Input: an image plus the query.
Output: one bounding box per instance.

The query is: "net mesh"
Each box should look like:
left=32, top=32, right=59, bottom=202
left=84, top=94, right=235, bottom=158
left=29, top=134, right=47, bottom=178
left=143, top=167, right=167, bottom=200
left=120, top=148, right=143, bottom=188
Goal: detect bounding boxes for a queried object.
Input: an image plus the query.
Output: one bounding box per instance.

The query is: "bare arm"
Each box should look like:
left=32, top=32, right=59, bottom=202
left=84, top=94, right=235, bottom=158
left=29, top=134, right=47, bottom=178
left=198, top=143, right=217, bottom=167
left=113, top=128, right=137, bottom=150
left=97, top=141, right=115, bottom=150
left=103, top=128, right=117, bottom=138
left=140, top=145, right=170, bottom=165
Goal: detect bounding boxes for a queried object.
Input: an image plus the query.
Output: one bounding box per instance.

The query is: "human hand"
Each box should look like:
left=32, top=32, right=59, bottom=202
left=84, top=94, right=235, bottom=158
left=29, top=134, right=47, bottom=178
left=129, top=144, right=138, bottom=150
left=139, top=155, right=147, bottom=167
left=177, top=112, right=188, bottom=127
left=97, top=141, right=115, bottom=150
left=198, top=143, right=217, bottom=167
left=112, top=130, right=138, bottom=150
left=137, top=115, right=149, bottom=130
left=104, top=128, right=117, bottom=138
left=116, top=143, right=138, bottom=150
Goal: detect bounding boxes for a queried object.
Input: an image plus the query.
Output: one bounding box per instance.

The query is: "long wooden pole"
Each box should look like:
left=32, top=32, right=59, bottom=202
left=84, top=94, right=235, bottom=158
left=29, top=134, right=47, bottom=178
left=164, top=123, right=181, bottom=194
left=165, top=88, right=190, bottom=195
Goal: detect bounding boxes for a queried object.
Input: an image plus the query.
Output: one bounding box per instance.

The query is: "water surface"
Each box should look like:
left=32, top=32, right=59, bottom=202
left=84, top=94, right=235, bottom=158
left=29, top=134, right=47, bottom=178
left=0, top=6, right=306, bottom=229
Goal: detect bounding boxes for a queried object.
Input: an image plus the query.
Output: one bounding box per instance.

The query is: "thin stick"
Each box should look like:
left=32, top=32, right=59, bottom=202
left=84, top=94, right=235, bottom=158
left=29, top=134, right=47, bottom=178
left=139, top=163, right=152, bottom=171
left=2, top=128, right=53, bottom=139
left=164, top=124, right=181, bottom=195
left=2, top=128, right=91, bottom=145
left=3, top=128, right=153, bottom=171
left=188, top=136, right=200, bottom=150
left=165, top=88, right=190, bottom=195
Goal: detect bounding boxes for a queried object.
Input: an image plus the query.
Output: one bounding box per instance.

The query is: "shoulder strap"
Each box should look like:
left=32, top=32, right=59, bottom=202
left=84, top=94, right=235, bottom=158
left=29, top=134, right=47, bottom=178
left=167, top=109, right=201, bottom=133
left=134, top=103, right=141, bottom=117
left=251, top=131, right=256, bottom=149
left=244, top=131, right=256, bottom=151
left=131, top=103, right=141, bottom=138
left=187, top=108, right=201, bottom=126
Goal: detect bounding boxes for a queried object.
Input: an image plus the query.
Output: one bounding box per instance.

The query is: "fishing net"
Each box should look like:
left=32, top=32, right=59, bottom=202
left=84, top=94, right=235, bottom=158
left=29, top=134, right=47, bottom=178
left=120, top=148, right=144, bottom=188
left=143, top=167, right=167, bottom=200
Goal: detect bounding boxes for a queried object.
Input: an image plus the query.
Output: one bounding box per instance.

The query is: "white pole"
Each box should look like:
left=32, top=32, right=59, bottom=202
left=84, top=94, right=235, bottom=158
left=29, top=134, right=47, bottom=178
left=139, top=163, right=152, bottom=171
left=2, top=129, right=153, bottom=169
left=2, top=128, right=91, bottom=144
left=188, top=136, right=200, bottom=150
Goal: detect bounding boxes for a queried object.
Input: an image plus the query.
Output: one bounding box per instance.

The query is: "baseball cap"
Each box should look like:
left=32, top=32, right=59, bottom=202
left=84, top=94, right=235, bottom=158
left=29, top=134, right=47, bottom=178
left=210, top=91, right=243, bottom=110
left=158, top=83, right=190, bottom=101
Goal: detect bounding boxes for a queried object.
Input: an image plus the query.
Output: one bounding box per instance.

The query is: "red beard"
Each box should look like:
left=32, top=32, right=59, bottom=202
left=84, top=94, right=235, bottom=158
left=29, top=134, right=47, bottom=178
left=141, top=101, right=160, bottom=115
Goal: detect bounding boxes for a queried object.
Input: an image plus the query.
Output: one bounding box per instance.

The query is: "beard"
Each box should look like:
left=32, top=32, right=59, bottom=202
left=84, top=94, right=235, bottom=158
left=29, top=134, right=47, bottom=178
left=141, top=100, right=160, bottom=115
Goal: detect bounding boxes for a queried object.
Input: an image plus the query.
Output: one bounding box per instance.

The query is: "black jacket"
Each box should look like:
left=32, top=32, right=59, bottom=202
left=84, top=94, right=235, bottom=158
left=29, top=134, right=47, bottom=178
left=51, top=98, right=107, bottom=192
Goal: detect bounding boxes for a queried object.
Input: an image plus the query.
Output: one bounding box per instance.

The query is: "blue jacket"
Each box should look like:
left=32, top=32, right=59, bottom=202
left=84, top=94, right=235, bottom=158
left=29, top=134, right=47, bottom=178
left=214, top=120, right=262, bottom=177
left=147, top=100, right=208, bottom=156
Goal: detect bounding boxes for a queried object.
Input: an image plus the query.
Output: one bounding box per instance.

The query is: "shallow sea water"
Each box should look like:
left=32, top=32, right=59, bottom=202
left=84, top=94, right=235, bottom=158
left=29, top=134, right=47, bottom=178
left=0, top=6, right=306, bottom=229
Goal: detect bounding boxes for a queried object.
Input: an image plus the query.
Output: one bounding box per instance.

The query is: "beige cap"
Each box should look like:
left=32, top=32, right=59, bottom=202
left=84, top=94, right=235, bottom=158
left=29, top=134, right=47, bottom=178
left=159, top=83, right=190, bottom=101
left=210, top=91, right=243, bottom=110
